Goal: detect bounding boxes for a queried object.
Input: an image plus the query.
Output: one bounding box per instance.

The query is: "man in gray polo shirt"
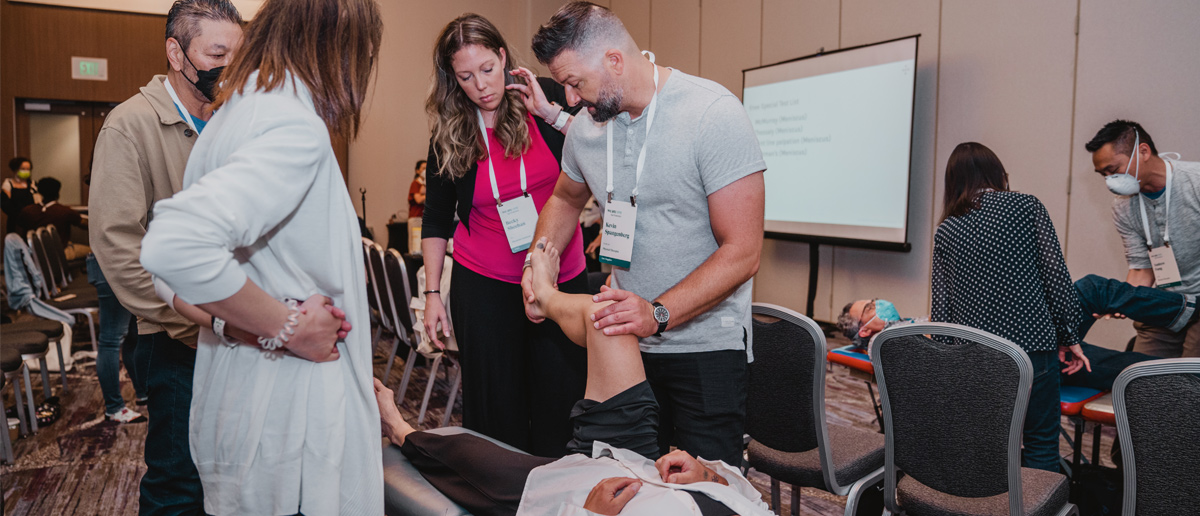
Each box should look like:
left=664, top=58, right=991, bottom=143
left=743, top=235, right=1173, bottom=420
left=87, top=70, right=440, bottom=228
left=1087, top=119, right=1200, bottom=357
left=522, top=2, right=765, bottom=466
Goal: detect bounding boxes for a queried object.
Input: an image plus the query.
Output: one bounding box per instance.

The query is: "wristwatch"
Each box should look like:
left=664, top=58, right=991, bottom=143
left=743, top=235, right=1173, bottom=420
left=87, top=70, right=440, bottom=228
left=652, top=302, right=669, bottom=337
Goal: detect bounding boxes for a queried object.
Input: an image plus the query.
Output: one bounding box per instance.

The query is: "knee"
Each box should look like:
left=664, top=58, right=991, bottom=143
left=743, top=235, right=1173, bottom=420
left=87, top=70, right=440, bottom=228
left=1075, top=274, right=1107, bottom=291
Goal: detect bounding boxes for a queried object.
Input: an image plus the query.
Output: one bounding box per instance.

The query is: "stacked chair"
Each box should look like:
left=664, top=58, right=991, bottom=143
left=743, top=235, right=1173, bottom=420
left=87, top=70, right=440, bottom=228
left=871, top=323, right=1078, bottom=516
left=1112, top=358, right=1200, bottom=516
left=363, top=239, right=460, bottom=427
left=26, top=226, right=98, bottom=351
left=745, top=302, right=885, bottom=516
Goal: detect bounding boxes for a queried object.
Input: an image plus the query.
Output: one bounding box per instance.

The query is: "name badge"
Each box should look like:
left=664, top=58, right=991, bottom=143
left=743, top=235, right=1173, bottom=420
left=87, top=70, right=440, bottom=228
left=1149, top=245, right=1183, bottom=289
left=498, top=194, right=538, bottom=253
left=599, top=200, right=637, bottom=269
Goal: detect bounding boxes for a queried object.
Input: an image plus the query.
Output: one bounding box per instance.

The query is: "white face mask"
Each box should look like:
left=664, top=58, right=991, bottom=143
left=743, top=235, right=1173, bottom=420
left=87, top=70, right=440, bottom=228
left=1105, top=132, right=1142, bottom=196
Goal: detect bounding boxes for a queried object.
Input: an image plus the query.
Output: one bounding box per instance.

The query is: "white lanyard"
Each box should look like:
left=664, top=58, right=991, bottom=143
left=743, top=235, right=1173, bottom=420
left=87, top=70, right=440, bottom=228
left=606, top=51, right=659, bottom=207
left=477, top=108, right=527, bottom=206
left=1138, top=160, right=1173, bottom=247
left=163, top=77, right=200, bottom=134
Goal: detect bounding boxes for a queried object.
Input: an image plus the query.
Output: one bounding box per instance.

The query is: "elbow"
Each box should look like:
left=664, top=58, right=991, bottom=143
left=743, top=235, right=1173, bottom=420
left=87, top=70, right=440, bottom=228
left=138, top=229, right=171, bottom=279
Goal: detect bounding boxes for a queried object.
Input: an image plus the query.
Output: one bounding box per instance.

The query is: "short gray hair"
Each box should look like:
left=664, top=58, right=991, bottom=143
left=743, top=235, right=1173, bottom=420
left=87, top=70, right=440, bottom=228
left=165, top=0, right=242, bottom=50
left=532, top=1, right=638, bottom=65
left=835, top=302, right=861, bottom=344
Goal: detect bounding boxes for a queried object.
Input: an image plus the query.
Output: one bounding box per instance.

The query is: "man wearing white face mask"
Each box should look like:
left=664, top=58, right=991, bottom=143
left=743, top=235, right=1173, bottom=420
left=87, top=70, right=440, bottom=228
left=1086, top=119, right=1200, bottom=358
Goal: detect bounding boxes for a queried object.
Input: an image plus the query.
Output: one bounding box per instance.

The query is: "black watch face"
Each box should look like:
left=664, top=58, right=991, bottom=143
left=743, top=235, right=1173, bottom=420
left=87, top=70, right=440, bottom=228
left=654, top=305, right=669, bottom=323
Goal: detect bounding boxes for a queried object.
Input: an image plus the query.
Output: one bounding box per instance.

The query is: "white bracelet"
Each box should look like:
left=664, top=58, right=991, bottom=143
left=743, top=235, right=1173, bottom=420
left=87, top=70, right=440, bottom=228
left=258, top=299, right=301, bottom=351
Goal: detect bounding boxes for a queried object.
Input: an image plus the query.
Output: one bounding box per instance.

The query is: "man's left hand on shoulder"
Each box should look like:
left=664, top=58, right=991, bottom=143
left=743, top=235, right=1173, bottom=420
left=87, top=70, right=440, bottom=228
left=591, top=285, right=658, bottom=338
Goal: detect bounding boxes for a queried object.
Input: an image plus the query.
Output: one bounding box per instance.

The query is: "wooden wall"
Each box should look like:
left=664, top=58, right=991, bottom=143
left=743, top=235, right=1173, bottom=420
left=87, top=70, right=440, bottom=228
left=0, top=0, right=349, bottom=194
left=1, top=1, right=165, bottom=175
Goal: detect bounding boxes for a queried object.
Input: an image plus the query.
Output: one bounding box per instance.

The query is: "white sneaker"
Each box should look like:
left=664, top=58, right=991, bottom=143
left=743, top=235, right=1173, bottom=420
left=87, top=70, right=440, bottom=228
left=106, top=407, right=146, bottom=424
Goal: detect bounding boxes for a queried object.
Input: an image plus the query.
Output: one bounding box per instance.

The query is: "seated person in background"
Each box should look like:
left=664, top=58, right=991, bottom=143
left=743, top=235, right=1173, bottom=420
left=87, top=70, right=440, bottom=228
left=376, top=237, right=771, bottom=516
left=834, top=286, right=1182, bottom=391
left=19, top=177, right=90, bottom=259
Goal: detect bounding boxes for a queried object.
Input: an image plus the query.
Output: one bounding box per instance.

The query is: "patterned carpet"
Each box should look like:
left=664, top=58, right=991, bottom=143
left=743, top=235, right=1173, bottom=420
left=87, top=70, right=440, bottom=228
left=1, top=330, right=1116, bottom=515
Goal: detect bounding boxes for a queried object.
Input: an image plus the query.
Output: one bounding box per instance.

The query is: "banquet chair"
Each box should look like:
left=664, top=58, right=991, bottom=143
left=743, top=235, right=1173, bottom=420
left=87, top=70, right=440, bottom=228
left=746, top=302, right=884, bottom=516
left=1112, top=358, right=1200, bottom=516
left=872, top=323, right=1077, bottom=516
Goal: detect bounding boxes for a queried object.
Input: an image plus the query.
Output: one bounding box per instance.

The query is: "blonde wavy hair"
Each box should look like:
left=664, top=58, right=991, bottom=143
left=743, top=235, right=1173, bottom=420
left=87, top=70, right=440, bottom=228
left=426, top=14, right=531, bottom=180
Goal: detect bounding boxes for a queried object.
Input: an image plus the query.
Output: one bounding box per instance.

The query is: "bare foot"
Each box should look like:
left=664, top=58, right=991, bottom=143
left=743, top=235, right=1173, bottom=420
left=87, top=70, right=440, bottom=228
left=530, top=237, right=561, bottom=304
left=374, top=378, right=415, bottom=445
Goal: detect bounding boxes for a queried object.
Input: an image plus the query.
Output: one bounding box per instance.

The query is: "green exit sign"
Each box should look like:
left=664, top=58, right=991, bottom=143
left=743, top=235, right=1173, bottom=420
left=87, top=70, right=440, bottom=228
left=71, top=57, right=108, bottom=81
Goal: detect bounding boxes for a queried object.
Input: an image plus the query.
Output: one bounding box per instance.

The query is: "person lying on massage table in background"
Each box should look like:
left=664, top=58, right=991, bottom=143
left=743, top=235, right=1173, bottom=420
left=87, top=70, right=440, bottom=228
left=374, top=237, right=773, bottom=516
left=834, top=292, right=1172, bottom=392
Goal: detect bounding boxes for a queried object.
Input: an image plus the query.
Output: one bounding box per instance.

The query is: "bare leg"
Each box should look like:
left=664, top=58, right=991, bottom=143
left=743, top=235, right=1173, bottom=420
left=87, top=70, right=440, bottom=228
left=375, top=378, right=416, bottom=445
left=529, top=238, right=646, bottom=403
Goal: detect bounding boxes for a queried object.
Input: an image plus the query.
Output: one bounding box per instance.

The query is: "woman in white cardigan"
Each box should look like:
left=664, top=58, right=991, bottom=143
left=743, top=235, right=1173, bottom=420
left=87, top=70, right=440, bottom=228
left=140, top=0, right=385, bottom=514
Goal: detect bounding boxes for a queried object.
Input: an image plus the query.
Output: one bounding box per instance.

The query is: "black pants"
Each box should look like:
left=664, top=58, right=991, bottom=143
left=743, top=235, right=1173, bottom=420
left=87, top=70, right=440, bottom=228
left=449, top=262, right=588, bottom=457
left=643, top=348, right=748, bottom=467
left=137, top=332, right=204, bottom=516
left=400, top=382, right=734, bottom=516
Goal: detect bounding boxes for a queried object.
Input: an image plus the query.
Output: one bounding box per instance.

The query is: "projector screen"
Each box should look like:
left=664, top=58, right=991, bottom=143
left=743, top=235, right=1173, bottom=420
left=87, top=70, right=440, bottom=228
left=744, top=35, right=918, bottom=251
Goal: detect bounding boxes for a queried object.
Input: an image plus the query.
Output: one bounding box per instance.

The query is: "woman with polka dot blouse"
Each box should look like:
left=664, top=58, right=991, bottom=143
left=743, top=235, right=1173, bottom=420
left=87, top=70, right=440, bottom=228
left=932, top=142, right=1091, bottom=472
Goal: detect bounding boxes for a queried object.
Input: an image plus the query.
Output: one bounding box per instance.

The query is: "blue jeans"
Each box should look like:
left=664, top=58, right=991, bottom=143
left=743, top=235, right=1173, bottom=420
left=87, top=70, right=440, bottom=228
left=1024, top=350, right=1062, bottom=472
left=86, top=254, right=144, bottom=414
left=1074, top=274, right=1196, bottom=339
left=1064, top=343, right=1158, bottom=391
left=138, top=332, right=204, bottom=516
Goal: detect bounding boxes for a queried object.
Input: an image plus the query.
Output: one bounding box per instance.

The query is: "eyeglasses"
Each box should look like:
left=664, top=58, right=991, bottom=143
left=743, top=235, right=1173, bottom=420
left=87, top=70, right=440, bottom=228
left=859, top=299, right=878, bottom=327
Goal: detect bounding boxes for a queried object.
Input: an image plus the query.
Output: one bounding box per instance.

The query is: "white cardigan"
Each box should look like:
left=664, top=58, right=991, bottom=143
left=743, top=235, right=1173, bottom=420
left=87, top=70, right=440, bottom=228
left=142, top=74, right=383, bottom=516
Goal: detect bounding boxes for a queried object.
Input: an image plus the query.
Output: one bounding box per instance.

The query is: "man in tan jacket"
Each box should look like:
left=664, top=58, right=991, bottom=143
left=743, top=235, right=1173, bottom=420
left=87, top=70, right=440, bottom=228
left=88, top=1, right=242, bottom=514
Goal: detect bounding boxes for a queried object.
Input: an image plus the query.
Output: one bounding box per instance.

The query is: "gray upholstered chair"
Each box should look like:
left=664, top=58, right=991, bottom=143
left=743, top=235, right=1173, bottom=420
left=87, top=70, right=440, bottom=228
left=382, top=426, right=524, bottom=516
left=1112, top=358, right=1200, bottom=516
left=871, top=323, right=1077, bottom=516
left=746, top=302, right=885, bottom=516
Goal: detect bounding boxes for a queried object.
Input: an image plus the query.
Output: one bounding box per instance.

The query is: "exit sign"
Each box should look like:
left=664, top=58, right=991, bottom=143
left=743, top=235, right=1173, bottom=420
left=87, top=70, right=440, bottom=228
left=71, top=57, right=108, bottom=81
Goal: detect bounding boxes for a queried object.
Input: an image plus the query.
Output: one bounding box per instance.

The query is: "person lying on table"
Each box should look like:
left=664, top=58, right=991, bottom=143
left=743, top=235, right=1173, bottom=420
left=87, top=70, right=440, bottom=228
left=833, top=288, right=1186, bottom=392
left=374, top=237, right=773, bottom=516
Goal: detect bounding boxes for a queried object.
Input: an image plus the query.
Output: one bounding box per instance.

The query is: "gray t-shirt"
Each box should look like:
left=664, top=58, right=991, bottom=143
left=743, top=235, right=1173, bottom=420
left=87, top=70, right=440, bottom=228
left=1112, top=158, right=1200, bottom=295
left=562, top=69, right=766, bottom=355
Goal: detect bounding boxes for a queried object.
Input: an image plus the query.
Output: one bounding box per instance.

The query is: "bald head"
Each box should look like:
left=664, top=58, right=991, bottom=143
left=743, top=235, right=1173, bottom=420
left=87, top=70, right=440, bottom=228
left=532, top=1, right=638, bottom=66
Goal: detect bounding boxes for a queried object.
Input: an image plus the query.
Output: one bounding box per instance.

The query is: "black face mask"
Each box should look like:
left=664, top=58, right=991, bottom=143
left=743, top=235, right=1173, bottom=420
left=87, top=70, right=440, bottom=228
left=183, top=51, right=224, bottom=102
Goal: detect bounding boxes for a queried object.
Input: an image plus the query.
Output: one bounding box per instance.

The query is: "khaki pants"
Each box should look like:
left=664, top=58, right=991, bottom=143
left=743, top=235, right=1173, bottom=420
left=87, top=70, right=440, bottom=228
left=1133, top=319, right=1200, bottom=358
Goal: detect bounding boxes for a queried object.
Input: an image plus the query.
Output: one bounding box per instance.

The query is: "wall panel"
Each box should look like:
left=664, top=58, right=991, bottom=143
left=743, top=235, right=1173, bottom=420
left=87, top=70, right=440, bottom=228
left=611, top=0, right=650, bottom=50
left=648, top=0, right=700, bottom=74
left=760, top=0, right=839, bottom=66
left=699, top=0, right=760, bottom=98
left=935, top=1, right=1078, bottom=232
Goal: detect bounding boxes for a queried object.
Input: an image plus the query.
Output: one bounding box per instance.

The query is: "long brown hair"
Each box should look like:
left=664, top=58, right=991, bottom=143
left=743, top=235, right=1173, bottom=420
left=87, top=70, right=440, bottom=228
left=941, top=142, right=1010, bottom=223
left=212, top=0, right=382, bottom=141
left=427, top=14, right=531, bottom=180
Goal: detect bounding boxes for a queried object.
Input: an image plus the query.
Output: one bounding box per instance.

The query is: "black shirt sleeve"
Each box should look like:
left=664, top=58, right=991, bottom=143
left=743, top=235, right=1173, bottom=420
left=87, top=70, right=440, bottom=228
left=1029, top=197, right=1083, bottom=347
left=421, top=140, right=458, bottom=241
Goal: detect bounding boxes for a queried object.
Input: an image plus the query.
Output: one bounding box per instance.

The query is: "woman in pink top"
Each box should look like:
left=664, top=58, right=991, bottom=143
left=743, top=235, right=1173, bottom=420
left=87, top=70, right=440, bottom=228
left=421, top=13, right=587, bottom=457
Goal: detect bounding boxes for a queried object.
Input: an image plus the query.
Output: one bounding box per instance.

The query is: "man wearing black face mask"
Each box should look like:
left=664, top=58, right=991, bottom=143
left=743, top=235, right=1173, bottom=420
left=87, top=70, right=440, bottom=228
left=89, top=1, right=243, bottom=514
